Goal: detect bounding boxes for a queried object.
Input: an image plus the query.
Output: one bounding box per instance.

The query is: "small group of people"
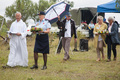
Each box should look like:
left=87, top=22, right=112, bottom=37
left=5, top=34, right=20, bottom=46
left=3, top=11, right=51, bottom=70
left=3, top=11, right=77, bottom=70
left=94, top=16, right=120, bottom=62
left=2, top=11, right=120, bottom=70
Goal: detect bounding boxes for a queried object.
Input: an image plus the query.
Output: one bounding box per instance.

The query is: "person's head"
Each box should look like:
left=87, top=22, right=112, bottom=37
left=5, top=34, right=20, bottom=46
left=97, top=16, right=103, bottom=24
left=108, top=17, right=115, bottom=25
left=66, top=12, right=72, bottom=20
left=90, top=21, right=93, bottom=24
left=15, top=12, right=22, bottom=22
left=38, top=11, right=45, bottom=21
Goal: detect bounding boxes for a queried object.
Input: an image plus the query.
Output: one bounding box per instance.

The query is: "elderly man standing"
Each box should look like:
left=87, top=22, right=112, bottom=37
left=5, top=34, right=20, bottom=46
left=57, top=12, right=77, bottom=61
left=3, top=12, right=28, bottom=68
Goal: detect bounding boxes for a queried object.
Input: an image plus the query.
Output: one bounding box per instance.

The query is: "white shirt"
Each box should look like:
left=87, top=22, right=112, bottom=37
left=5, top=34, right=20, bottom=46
left=36, top=19, right=51, bottom=32
left=108, top=23, right=113, bottom=33
left=98, top=25, right=103, bottom=41
left=65, top=20, right=71, bottom=37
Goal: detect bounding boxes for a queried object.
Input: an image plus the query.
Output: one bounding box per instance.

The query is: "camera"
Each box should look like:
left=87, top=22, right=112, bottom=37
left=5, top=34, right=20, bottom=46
left=63, top=28, right=67, bottom=32
left=60, top=28, right=67, bottom=32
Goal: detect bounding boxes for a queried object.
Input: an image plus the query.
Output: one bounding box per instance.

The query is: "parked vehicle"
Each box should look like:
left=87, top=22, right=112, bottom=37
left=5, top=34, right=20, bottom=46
left=26, top=19, right=35, bottom=36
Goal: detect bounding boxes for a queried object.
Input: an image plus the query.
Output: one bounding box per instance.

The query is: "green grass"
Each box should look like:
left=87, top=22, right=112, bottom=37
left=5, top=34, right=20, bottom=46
left=0, top=33, right=120, bottom=80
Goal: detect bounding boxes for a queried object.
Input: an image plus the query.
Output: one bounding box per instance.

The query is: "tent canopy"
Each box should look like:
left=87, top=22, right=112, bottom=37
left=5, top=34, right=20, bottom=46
left=97, top=0, right=120, bottom=13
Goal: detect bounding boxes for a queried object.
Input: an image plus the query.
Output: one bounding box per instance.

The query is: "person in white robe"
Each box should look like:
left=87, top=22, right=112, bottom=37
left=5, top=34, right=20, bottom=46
left=3, top=12, right=28, bottom=67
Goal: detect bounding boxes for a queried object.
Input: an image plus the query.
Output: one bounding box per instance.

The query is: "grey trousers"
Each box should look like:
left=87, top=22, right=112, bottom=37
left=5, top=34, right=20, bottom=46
left=96, top=40, right=104, bottom=59
left=62, top=37, right=72, bottom=59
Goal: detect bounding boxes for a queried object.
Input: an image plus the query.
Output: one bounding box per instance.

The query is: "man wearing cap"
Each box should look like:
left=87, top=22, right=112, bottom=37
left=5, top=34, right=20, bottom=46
left=57, top=12, right=77, bottom=61
left=30, top=11, right=51, bottom=70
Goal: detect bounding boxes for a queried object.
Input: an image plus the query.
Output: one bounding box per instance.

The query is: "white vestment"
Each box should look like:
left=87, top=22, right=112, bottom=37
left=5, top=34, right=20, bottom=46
left=7, top=19, right=28, bottom=67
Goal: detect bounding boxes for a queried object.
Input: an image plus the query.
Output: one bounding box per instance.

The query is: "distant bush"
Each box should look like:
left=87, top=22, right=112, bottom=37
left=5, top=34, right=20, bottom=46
left=0, top=25, right=8, bottom=37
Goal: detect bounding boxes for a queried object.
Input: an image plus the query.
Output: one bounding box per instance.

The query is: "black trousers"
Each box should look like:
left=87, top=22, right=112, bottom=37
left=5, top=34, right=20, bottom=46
left=89, top=29, right=94, bottom=38
left=57, top=31, right=62, bottom=53
left=107, top=35, right=117, bottom=59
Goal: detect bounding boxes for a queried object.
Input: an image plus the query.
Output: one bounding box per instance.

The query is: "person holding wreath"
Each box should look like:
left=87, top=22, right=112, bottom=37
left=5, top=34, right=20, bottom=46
left=93, top=16, right=107, bottom=61
left=30, top=11, right=51, bottom=70
left=106, top=17, right=120, bottom=62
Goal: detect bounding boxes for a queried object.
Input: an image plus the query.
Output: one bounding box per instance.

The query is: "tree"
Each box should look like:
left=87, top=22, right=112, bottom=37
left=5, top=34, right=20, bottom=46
left=54, top=0, right=74, bottom=8
left=0, top=15, right=8, bottom=41
left=0, top=15, right=6, bottom=25
left=66, top=0, right=74, bottom=8
left=5, top=0, right=55, bottom=22
left=34, top=0, right=53, bottom=21
left=5, top=0, right=34, bottom=22
left=116, top=0, right=120, bottom=10
left=5, top=0, right=74, bottom=22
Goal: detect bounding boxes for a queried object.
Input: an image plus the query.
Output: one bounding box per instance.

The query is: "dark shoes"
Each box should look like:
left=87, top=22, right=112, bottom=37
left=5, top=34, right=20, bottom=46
left=30, top=65, right=47, bottom=70
left=73, top=49, right=79, bottom=52
left=41, top=66, right=47, bottom=70
left=106, top=58, right=116, bottom=62
left=67, top=55, right=70, bottom=59
left=106, top=59, right=111, bottom=62
left=2, top=65, right=11, bottom=69
left=63, top=58, right=67, bottom=61
left=30, top=65, right=38, bottom=69
left=63, top=55, right=70, bottom=61
left=113, top=58, right=116, bottom=61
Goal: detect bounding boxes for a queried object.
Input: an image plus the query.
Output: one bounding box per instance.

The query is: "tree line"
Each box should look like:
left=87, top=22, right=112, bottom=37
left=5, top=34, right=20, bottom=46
left=5, top=0, right=74, bottom=22
left=116, top=0, right=120, bottom=10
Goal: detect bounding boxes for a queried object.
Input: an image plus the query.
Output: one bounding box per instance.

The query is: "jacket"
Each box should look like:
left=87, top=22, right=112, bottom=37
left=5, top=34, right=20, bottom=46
left=57, top=19, right=77, bottom=38
left=93, top=23, right=107, bottom=48
left=106, top=22, right=120, bottom=44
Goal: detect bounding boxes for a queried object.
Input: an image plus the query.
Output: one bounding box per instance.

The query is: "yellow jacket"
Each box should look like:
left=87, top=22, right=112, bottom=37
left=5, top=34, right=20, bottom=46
left=93, top=23, right=107, bottom=48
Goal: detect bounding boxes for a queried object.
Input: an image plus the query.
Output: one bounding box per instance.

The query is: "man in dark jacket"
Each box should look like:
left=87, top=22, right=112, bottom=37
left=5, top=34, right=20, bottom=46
left=106, top=17, right=120, bottom=62
left=57, top=12, right=77, bottom=60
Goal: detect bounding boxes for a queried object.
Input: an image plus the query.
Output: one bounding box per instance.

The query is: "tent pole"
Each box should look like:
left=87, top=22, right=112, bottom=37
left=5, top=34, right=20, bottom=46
left=89, top=13, right=98, bottom=24
left=96, top=12, right=98, bottom=23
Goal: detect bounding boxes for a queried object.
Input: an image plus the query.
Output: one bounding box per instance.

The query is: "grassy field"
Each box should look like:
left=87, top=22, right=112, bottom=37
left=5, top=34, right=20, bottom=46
left=0, top=33, right=120, bottom=80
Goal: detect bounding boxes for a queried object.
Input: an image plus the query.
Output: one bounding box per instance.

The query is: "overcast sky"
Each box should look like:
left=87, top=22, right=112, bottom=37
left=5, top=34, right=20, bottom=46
left=1, top=0, right=120, bottom=23
left=0, top=0, right=113, bottom=16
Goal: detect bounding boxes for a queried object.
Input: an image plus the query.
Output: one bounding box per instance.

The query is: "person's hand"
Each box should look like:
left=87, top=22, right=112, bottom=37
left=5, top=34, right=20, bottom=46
left=106, top=33, right=109, bottom=35
left=16, top=33, right=21, bottom=36
left=39, top=31, right=43, bottom=34
left=33, top=31, right=36, bottom=34
left=95, top=33, right=98, bottom=35
left=58, top=16, right=60, bottom=21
